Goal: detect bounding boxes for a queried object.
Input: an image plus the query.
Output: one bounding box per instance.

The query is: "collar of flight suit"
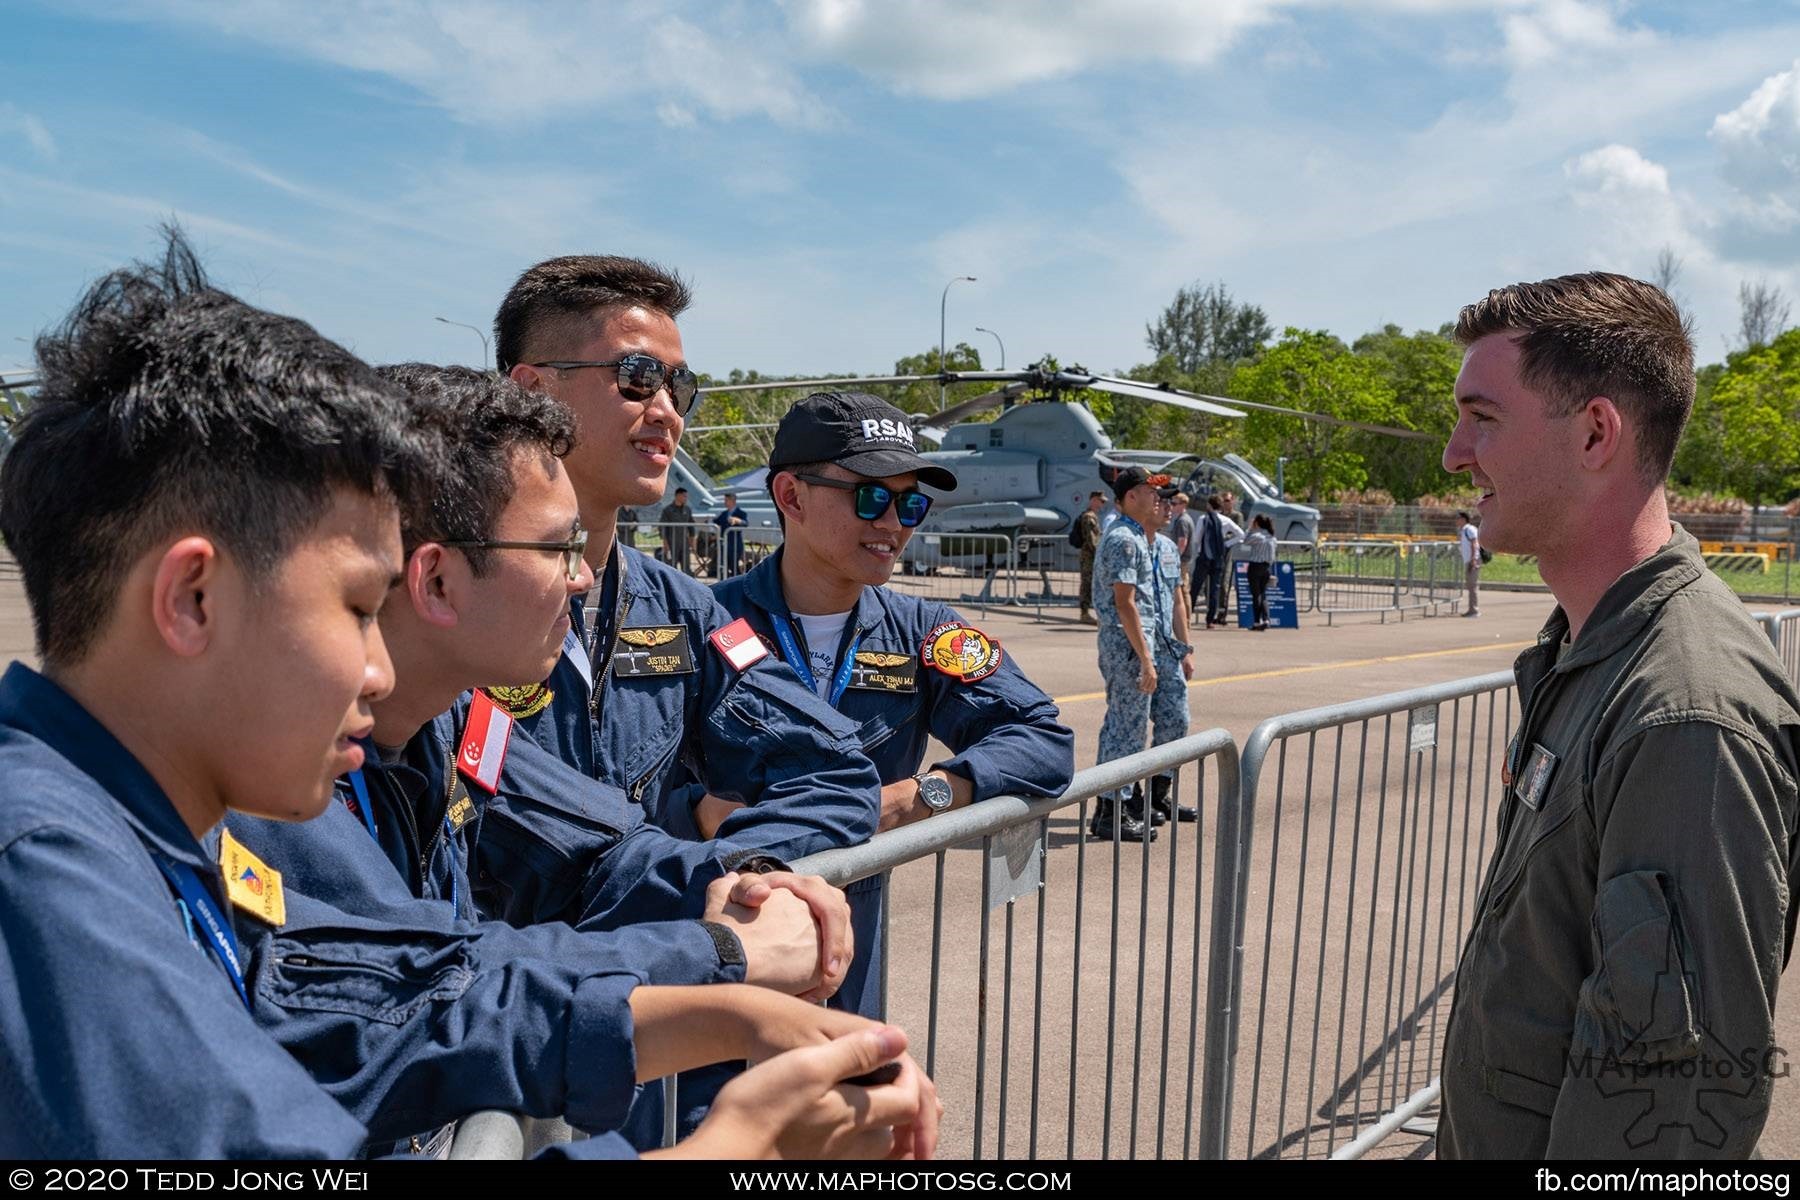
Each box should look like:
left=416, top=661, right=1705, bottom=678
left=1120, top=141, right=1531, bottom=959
left=740, top=546, right=886, bottom=643
left=1521, top=522, right=1707, bottom=681
left=0, top=661, right=216, bottom=875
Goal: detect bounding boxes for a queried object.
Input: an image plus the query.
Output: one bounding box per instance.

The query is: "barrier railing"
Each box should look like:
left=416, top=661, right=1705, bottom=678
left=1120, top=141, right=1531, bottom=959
left=791, top=728, right=1241, bottom=1161
left=1754, top=609, right=1800, bottom=685
left=1309, top=540, right=1462, bottom=624
left=1009, top=534, right=1084, bottom=620
left=889, top=532, right=1016, bottom=615
left=616, top=519, right=777, bottom=582
left=450, top=671, right=1526, bottom=1161
left=1221, top=670, right=1516, bottom=1159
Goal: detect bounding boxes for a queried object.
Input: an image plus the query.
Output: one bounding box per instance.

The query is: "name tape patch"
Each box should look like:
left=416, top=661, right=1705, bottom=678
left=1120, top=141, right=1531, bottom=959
left=613, top=625, right=697, bottom=677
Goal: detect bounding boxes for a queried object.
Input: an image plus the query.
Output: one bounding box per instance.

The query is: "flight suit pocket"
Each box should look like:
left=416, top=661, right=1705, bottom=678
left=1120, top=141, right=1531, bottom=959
left=474, top=794, right=627, bottom=926
left=1485, top=763, right=1584, bottom=913
left=1483, top=1063, right=1561, bottom=1116
left=1571, top=870, right=1700, bottom=1066
left=853, top=694, right=922, bottom=756
left=258, top=929, right=475, bottom=1026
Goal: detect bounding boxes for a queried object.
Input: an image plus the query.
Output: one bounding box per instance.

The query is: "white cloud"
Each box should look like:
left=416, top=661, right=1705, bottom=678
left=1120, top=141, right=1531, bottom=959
left=1498, top=0, right=1650, bottom=69
left=1710, top=58, right=1800, bottom=196
left=112, top=1, right=830, bottom=129
left=0, top=104, right=57, bottom=160
left=1567, top=143, right=1669, bottom=196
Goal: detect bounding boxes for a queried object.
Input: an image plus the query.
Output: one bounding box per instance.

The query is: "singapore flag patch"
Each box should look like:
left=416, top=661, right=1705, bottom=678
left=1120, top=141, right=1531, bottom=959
left=457, top=690, right=513, bottom=794
left=708, top=618, right=769, bottom=672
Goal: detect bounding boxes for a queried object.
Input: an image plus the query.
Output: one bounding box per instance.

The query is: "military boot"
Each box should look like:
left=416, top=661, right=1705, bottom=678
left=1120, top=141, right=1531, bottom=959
left=1150, top=774, right=1197, bottom=824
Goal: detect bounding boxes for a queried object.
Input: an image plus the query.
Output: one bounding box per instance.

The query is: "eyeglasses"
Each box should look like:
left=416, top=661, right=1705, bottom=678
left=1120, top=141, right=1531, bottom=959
left=439, top=528, right=590, bottom=581
left=531, top=354, right=700, bottom=416
left=794, top=474, right=934, bottom=527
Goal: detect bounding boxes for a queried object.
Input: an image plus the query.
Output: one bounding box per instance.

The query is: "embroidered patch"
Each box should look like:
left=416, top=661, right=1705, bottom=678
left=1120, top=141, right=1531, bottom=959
left=921, top=621, right=1003, bottom=683
left=1517, top=743, right=1558, bottom=812
left=709, top=618, right=768, bottom=671
left=612, top=625, right=697, bottom=677
left=220, top=828, right=286, bottom=926
left=445, top=780, right=475, bottom=832
left=849, top=649, right=919, bottom=693
left=457, top=689, right=512, bottom=794
left=484, top=682, right=554, bottom=719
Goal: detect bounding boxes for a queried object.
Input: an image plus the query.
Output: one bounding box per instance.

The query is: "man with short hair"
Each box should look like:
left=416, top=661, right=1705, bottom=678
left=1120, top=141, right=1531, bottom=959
left=662, top=485, right=695, bottom=573
left=716, top=490, right=748, bottom=577
left=1191, top=493, right=1243, bottom=628
left=1455, top=509, right=1481, bottom=616
left=1076, top=491, right=1105, bottom=625
left=1438, top=272, right=1800, bottom=1158
left=495, top=255, right=880, bottom=864
left=1165, top=491, right=1198, bottom=592
left=1091, top=468, right=1197, bottom=841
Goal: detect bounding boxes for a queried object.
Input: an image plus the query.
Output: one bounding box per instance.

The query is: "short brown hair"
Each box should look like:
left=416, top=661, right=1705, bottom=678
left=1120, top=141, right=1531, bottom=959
left=1455, top=272, right=1694, bottom=483
left=494, top=255, right=692, bottom=372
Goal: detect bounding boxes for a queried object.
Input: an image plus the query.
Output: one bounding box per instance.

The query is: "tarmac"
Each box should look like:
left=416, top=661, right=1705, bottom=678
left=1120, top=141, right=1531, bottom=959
left=2, top=573, right=1795, bottom=1161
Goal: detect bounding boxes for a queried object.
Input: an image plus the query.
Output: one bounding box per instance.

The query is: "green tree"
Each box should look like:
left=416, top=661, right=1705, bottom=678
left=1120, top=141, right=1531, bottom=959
left=1349, top=323, right=1461, bottom=501
left=1703, top=328, right=1800, bottom=505
left=1227, top=328, right=1401, bottom=502
left=1145, top=280, right=1272, bottom=374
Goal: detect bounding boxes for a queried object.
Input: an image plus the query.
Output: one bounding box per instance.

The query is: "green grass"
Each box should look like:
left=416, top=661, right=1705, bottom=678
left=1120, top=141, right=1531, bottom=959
left=1311, top=547, right=1797, bottom=603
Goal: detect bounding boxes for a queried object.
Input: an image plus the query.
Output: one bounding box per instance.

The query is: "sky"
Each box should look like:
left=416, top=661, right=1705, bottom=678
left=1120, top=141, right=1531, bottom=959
left=2, top=0, right=1798, bottom=380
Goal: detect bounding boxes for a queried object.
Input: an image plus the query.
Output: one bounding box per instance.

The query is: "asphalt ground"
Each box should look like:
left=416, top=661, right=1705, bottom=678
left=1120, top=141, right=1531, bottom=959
left=2, top=571, right=1794, bottom=1161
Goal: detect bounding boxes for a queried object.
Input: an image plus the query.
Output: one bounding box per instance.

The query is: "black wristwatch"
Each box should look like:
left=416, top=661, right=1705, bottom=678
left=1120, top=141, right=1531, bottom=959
left=914, top=772, right=954, bottom=815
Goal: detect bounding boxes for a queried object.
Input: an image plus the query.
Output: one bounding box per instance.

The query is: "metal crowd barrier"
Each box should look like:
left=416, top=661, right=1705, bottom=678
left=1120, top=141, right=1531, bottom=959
left=1754, top=609, right=1800, bottom=685
left=1225, top=671, right=1516, bottom=1159
left=1310, top=540, right=1462, bottom=624
left=1009, top=534, right=1084, bottom=620
left=888, top=532, right=1016, bottom=615
left=450, top=670, right=1525, bottom=1161
left=616, top=519, right=777, bottom=582
left=791, top=728, right=1241, bottom=1161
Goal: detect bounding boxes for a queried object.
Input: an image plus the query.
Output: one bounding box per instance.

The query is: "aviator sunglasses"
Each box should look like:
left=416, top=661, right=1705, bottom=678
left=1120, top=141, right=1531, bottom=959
left=794, top=474, right=934, bottom=527
left=531, top=353, right=700, bottom=417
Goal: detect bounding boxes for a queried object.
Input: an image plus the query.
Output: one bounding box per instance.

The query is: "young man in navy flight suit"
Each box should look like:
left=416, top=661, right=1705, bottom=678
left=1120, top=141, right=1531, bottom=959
left=494, top=257, right=882, bottom=866
left=234, top=363, right=938, bottom=1154
left=0, top=234, right=921, bottom=1160
left=699, top=391, right=1077, bottom=1017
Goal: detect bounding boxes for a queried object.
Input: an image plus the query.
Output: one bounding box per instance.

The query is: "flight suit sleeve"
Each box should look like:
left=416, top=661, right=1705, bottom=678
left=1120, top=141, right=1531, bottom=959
left=924, top=608, right=1076, bottom=803
left=693, top=636, right=883, bottom=861
left=1545, top=720, right=1797, bottom=1158
left=0, top=824, right=369, bottom=1158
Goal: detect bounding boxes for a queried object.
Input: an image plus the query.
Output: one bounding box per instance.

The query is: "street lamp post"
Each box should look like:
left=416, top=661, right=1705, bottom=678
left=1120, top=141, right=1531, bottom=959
left=939, top=276, right=976, bottom=410
left=434, top=316, right=491, bottom=370
left=974, top=326, right=1005, bottom=370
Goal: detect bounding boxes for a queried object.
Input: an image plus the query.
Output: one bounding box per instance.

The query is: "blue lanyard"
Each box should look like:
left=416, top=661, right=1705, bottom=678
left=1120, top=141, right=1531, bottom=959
left=154, top=857, right=251, bottom=1012
left=440, top=814, right=460, bottom=917
left=771, top=616, right=863, bottom=707
left=346, top=769, right=379, bottom=839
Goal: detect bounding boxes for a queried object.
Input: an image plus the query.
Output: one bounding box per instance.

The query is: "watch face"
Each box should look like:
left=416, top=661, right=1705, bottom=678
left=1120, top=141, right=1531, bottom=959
left=919, top=775, right=954, bottom=811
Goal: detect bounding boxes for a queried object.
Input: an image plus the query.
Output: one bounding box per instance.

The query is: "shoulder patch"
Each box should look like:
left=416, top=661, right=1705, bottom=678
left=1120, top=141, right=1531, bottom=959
left=709, top=617, right=768, bottom=671
left=457, top=689, right=513, bottom=794
left=613, top=625, right=697, bottom=676
left=219, top=828, right=286, bottom=927
left=921, top=620, right=1003, bottom=684
left=484, top=682, right=554, bottom=719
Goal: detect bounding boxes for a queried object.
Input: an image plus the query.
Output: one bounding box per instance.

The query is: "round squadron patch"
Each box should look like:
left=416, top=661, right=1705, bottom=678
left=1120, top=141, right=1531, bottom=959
left=921, top=620, right=1003, bottom=684
left=484, top=682, right=554, bottom=719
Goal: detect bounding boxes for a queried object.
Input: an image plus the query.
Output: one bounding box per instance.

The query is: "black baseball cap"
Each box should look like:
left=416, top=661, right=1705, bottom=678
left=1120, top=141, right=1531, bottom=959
left=1110, top=465, right=1180, bottom=502
left=769, top=391, right=958, bottom=491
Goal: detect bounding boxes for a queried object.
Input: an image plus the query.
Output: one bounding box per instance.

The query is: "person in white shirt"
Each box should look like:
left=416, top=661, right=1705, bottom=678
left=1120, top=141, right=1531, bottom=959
left=1456, top=509, right=1481, bottom=617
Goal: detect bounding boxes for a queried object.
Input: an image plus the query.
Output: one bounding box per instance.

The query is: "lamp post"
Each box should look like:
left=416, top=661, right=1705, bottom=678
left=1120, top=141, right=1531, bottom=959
left=434, top=316, right=491, bottom=370
left=939, top=276, right=976, bottom=410
left=974, top=326, right=1005, bottom=370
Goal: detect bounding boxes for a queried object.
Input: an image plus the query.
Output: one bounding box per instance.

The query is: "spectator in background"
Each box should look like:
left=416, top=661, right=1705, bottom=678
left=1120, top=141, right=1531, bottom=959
left=1190, top=493, right=1244, bottom=629
left=1164, top=492, right=1197, bottom=594
left=715, top=491, right=747, bottom=576
left=1243, top=514, right=1277, bottom=631
left=1456, top=509, right=1481, bottom=617
left=1076, top=491, right=1105, bottom=626
left=662, top=486, right=694, bottom=573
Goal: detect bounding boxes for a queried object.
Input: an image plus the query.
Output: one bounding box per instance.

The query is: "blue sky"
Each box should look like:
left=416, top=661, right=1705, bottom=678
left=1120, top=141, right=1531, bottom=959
left=3, top=1, right=1798, bottom=379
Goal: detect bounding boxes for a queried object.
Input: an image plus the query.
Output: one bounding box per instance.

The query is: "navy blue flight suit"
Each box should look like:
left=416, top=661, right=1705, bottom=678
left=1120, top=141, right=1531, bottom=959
left=713, top=548, right=1076, bottom=1017
left=508, top=542, right=880, bottom=859
left=0, top=663, right=636, bottom=1160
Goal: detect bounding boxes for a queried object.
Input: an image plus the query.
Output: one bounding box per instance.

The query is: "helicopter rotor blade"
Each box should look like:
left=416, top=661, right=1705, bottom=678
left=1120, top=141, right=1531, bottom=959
left=1087, top=374, right=1437, bottom=442
left=920, top=381, right=1033, bottom=430
left=1079, top=375, right=1245, bottom=417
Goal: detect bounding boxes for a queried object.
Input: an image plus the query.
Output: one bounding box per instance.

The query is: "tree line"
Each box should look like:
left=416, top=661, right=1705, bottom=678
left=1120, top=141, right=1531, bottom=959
left=689, top=274, right=1797, bottom=509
